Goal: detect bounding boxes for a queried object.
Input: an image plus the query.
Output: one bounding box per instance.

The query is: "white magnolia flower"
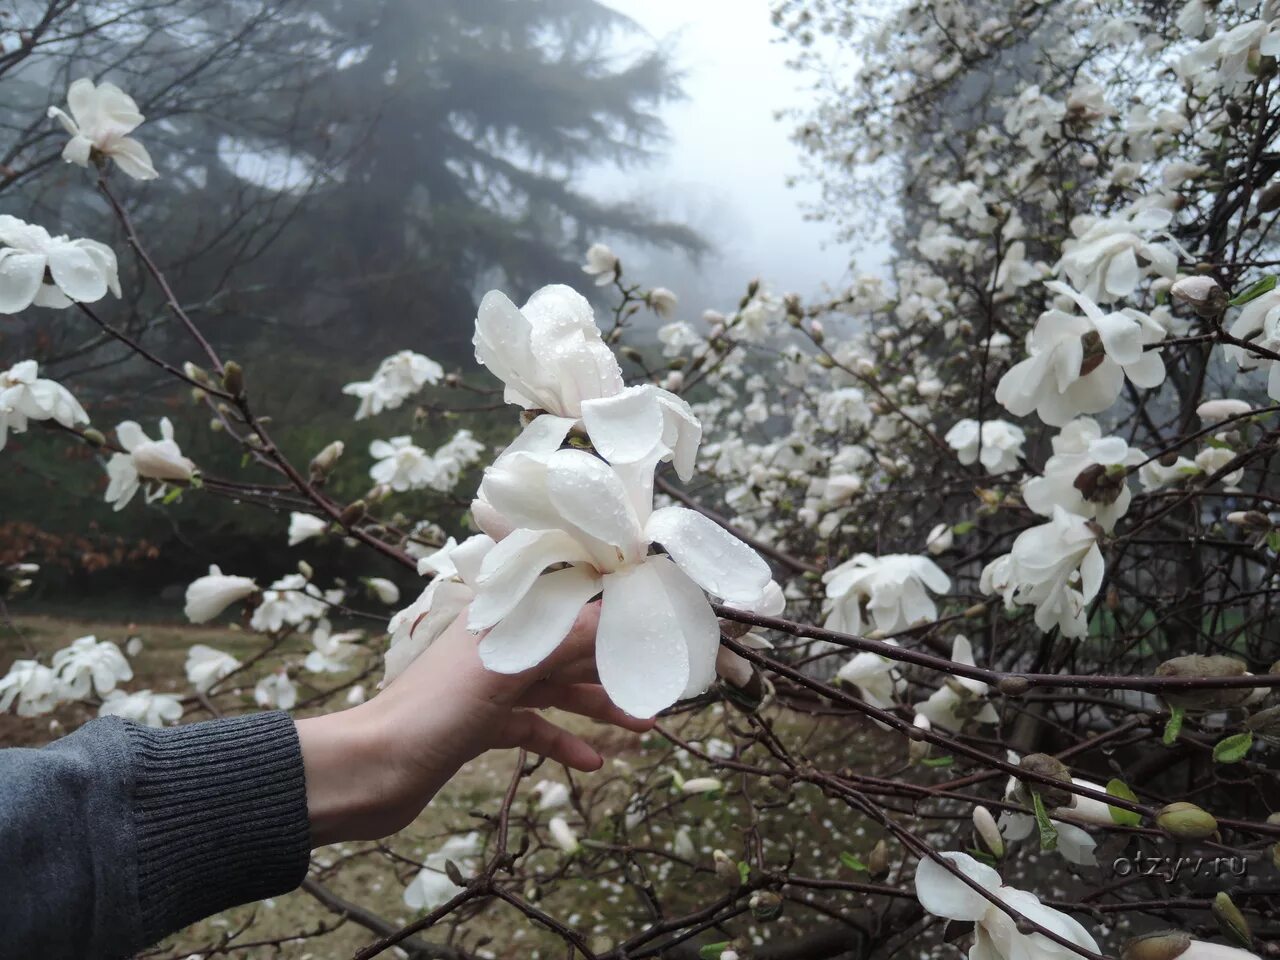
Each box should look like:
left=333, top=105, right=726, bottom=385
left=0, top=659, right=64, bottom=716
left=581, top=242, right=620, bottom=286
left=369, top=436, right=437, bottom=491
left=184, top=644, right=240, bottom=693
left=996, top=282, right=1167, bottom=426
left=304, top=622, right=362, bottom=673
left=673, top=826, right=697, bottom=860
left=1196, top=446, right=1244, bottom=487
left=914, top=852, right=1099, bottom=960
left=981, top=507, right=1104, bottom=638
left=945, top=419, right=1026, bottom=474
left=184, top=565, right=258, bottom=623
left=98, top=688, right=183, bottom=727
left=836, top=642, right=905, bottom=710
left=366, top=577, right=400, bottom=605
left=1023, top=418, right=1144, bottom=532
left=429, top=429, right=485, bottom=491
left=817, top=387, right=872, bottom=432
left=1197, top=399, right=1252, bottom=424
left=47, top=78, right=158, bottom=180
left=403, top=832, right=482, bottom=911
left=914, top=635, right=999, bottom=731
left=658, top=321, right=702, bottom=357
left=1178, top=17, right=1280, bottom=92
left=926, top=523, right=953, bottom=555
left=104, top=418, right=197, bottom=511
left=343, top=350, right=443, bottom=420
left=466, top=440, right=771, bottom=718
left=0, top=360, right=89, bottom=450
left=254, top=670, right=298, bottom=710
left=649, top=287, right=678, bottom=317
left=822, top=554, right=950, bottom=636
left=0, top=215, right=120, bottom=313
left=998, top=775, right=1110, bottom=867
left=250, top=574, right=330, bottom=632
left=473, top=284, right=701, bottom=478
left=383, top=534, right=494, bottom=685
left=532, top=779, right=570, bottom=811
left=1058, top=206, right=1177, bottom=303
left=288, top=512, right=328, bottom=546
left=1139, top=454, right=1198, bottom=491
left=548, top=816, right=581, bottom=853
left=973, top=805, right=1004, bottom=858
left=1224, top=290, right=1280, bottom=401
left=51, top=635, right=132, bottom=698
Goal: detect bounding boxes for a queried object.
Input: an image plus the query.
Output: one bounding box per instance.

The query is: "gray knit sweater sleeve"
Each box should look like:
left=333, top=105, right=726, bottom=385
left=0, top=711, right=312, bottom=960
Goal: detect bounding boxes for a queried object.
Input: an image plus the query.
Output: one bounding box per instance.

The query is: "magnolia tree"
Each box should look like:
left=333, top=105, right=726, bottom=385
left=4, top=1, right=1280, bottom=958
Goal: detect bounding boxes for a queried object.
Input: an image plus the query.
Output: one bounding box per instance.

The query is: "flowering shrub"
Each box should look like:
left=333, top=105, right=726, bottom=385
left=4, top=0, right=1280, bottom=955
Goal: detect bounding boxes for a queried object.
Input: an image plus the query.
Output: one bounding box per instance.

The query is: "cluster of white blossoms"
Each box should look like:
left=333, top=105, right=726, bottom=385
left=343, top=349, right=444, bottom=420
left=368, top=429, right=483, bottom=493
left=0, top=360, right=88, bottom=450
left=380, top=283, right=777, bottom=718
left=104, top=417, right=198, bottom=510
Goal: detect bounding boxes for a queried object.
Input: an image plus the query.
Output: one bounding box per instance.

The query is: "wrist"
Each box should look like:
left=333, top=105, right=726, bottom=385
left=296, top=704, right=394, bottom=846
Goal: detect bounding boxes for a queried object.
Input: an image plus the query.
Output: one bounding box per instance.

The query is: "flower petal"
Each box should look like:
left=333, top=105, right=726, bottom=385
left=478, top=565, right=603, bottom=673
left=914, top=852, right=1001, bottom=922
left=0, top=250, right=46, bottom=314
left=545, top=449, right=645, bottom=559
left=596, top=562, right=692, bottom=718
left=645, top=505, right=771, bottom=604
left=646, top=555, right=721, bottom=698
left=580, top=385, right=665, bottom=465
left=469, top=528, right=592, bottom=630
left=46, top=241, right=107, bottom=303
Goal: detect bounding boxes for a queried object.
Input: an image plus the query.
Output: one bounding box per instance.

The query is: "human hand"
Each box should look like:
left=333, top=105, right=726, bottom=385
left=296, top=602, right=653, bottom=846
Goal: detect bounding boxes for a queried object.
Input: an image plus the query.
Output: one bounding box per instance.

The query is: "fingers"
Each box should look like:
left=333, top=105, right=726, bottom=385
left=499, top=711, right=604, bottom=772
left=518, top=681, right=655, bottom=734
left=548, top=655, right=600, bottom=687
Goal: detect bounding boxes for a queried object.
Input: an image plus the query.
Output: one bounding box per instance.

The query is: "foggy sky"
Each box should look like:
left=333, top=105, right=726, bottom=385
left=585, top=0, right=858, bottom=307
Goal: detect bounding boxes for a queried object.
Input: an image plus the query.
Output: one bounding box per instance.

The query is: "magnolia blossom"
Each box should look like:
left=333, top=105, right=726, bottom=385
left=1197, top=398, right=1252, bottom=424
left=47, top=78, right=158, bottom=180
left=429, top=430, right=484, bottom=491
left=98, top=689, right=183, bottom=727
left=0, top=215, right=121, bottom=315
left=369, top=436, right=437, bottom=491
left=403, top=832, right=481, bottom=911
left=649, top=287, right=678, bottom=317
left=0, top=360, right=89, bottom=450
left=288, top=512, right=328, bottom=546
left=51, top=635, right=132, bottom=698
left=1023, top=418, right=1144, bottom=532
left=836, top=642, right=905, bottom=710
left=998, top=774, right=1111, bottom=867
left=822, top=553, right=950, bottom=636
left=981, top=507, right=1103, bottom=638
left=184, top=644, right=240, bottom=693
left=914, top=635, right=999, bottom=731
left=944, top=418, right=1026, bottom=474
left=184, top=565, right=258, bottom=623
left=466, top=436, right=771, bottom=718
left=548, top=816, right=581, bottom=853
left=1196, top=446, right=1244, bottom=488
left=473, top=284, right=701, bottom=478
left=0, top=660, right=64, bottom=716
left=1139, top=454, right=1198, bottom=491
left=304, top=622, right=362, bottom=673
left=254, top=670, right=298, bottom=710
left=581, top=242, right=619, bottom=286
left=915, top=852, right=1099, bottom=960
left=1224, top=289, right=1280, bottom=401
left=105, top=418, right=197, bottom=511
left=658, top=320, right=702, bottom=357
left=383, top=534, right=494, bottom=684
left=1058, top=206, right=1177, bottom=303
left=1178, top=16, right=1280, bottom=92
left=996, top=282, right=1166, bottom=426
left=532, top=779, right=570, bottom=811
left=250, top=574, right=331, bottom=632
left=366, top=577, right=400, bottom=605
left=925, top=523, right=953, bottom=555
left=343, top=350, right=443, bottom=420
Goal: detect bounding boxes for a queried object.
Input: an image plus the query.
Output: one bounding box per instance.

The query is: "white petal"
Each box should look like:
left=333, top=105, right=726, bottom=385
left=645, top=505, right=771, bottom=604
left=596, top=563, right=692, bottom=718
left=545, top=449, right=645, bottom=560
left=109, top=136, right=158, bottom=180
left=0, top=251, right=45, bottom=313
left=46, top=242, right=107, bottom=303
left=478, top=566, right=602, bottom=673
left=913, top=852, right=1001, bottom=922
left=580, top=385, right=665, bottom=465
left=469, top=528, right=592, bottom=630
left=647, top=555, right=721, bottom=698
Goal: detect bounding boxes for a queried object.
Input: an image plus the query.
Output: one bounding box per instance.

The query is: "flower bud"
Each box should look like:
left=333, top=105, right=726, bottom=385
left=681, top=777, right=723, bottom=796
left=221, top=360, right=244, bottom=397
left=183, top=361, right=211, bottom=385
left=712, top=849, right=740, bottom=887
left=749, top=890, right=783, bottom=922
left=1121, top=931, right=1191, bottom=960
left=1212, top=891, right=1251, bottom=948
left=1155, top=801, right=1218, bottom=839
left=1014, top=753, right=1075, bottom=809
left=309, top=440, right=345, bottom=481
left=548, top=816, right=580, bottom=854
left=444, top=858, right=467, bottom=886
left=972, top=805, right=1004, bottom=858
left=1155, top=654, right=1252, bottom=711
left=997, top=676, right=1031, bottom=697
left=1171, top=276, right=1227, bottom=317
left=81, top=427, right=106, bottom=448
left=338, top=499, right=366, bottom=527
left=1226, top=510, right=1271, bottom=529
left=867, top=838, right=890, bottom=879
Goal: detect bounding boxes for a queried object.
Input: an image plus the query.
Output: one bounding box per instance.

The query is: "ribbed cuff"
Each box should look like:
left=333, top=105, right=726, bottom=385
left=125, top=711, right=312, bottom=945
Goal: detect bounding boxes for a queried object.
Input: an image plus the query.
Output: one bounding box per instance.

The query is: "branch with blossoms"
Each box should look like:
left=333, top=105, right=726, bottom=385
left=7, top=4, right=1280, bottom=959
